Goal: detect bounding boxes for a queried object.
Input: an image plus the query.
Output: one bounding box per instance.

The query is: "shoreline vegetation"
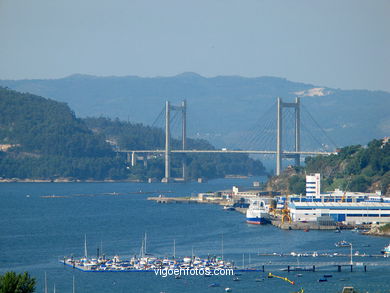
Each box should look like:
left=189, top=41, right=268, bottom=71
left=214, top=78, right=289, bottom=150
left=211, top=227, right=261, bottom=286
left=0, top=174, right=252, bottom=183
left=266, top=138, right=390, bottom=196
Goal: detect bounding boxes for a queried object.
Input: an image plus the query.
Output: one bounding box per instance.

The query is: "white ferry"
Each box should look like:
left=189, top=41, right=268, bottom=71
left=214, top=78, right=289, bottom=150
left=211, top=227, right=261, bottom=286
left=246, top=199, right=270, bottom=225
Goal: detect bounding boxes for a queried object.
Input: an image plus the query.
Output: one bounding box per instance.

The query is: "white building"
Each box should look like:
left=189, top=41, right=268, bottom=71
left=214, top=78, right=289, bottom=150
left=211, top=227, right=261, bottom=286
left=306, top=173, right=321, bottom=196
left=289, top=201, right=390, bottom=224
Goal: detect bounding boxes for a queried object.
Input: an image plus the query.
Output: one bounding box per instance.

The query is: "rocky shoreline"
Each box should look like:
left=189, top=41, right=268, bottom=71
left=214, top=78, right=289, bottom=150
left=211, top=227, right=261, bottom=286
left=362, top=223, right=390, bottom=237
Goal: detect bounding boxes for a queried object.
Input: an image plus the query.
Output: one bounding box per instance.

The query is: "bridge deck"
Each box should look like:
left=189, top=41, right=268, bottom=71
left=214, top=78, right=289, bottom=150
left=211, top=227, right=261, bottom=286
left=119, top=149, right=333, bottom=155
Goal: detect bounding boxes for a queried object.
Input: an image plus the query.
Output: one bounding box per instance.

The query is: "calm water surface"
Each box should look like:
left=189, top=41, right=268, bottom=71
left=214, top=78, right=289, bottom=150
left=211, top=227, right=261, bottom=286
left=1, top=178, right=390, bottom=292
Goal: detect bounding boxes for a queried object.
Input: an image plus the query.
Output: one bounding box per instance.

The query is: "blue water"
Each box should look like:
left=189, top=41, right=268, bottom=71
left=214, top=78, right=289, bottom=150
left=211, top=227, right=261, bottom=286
left=1, top=178, right=390, bottom=292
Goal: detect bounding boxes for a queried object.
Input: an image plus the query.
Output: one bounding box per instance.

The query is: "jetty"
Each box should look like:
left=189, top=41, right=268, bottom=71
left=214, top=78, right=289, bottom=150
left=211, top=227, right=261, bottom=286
left=147, top=195, right=231, bottom=205
left=147, top=196, right=198, bottom=204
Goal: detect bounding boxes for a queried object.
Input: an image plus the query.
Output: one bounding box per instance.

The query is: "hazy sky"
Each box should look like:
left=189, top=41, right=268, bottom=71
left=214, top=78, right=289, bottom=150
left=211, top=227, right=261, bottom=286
left=1, top=0, right=389, bottom=91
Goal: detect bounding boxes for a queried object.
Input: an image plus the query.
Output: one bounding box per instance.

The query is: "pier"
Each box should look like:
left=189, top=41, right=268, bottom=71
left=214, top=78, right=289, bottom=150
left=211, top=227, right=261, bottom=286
left=147, top=195, right=231, bottom=205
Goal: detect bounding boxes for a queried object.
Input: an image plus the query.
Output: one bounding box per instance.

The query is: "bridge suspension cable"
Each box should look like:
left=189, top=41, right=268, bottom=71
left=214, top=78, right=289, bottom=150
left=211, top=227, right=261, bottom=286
left=151, top=106, right=166, bottom=129
left=301, top=104, right=338, bottom=149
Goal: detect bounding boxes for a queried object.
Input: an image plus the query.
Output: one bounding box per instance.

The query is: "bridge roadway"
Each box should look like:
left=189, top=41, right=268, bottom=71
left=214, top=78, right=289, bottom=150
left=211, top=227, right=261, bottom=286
left=119, top=149, right=333, bottom=156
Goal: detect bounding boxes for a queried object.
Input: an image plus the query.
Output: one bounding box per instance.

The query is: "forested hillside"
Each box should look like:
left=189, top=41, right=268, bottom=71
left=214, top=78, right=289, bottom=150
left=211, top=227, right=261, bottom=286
left=282, top=139, right=390, bottom=195
left=0, top=87, right=266, bottom=181
left=0, top=87, right=125, bottom=180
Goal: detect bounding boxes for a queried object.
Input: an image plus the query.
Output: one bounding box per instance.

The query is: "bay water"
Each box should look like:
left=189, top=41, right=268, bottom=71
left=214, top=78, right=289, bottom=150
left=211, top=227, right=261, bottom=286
left=1, top=178, right=390, bottom=292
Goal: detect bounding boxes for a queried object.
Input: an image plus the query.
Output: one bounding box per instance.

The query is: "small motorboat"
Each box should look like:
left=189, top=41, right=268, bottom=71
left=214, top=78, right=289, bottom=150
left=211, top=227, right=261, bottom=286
left=225, top=288, right=232, bottom=292
left=335, top=240, right=351, bottom=247
left=324, top=274, right=333, bottom=278
left=223, top=205, right=235, bottom=211
left=318, top=278, right=328, bottom=282
left=381, top=243, right=390, bottom=255
left=208, top=283, right=220, bottom=287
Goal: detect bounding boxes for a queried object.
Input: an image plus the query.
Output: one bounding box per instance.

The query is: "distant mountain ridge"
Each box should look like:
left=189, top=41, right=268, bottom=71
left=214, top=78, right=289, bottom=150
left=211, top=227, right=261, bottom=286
left=1, top=73, right=389, bottom=150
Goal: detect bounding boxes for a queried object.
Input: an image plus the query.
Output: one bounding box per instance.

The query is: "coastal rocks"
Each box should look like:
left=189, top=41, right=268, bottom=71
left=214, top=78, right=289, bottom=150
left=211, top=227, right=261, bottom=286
left=363, top=223, right=390, bottom=237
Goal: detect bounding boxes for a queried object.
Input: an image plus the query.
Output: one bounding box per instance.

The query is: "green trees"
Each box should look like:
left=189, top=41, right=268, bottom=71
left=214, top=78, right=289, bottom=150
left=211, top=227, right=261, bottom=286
left=303, top=138, right=390, bottom=193
left=288, top=175, right=306, bottom=194
left=0, top=272, right=35, bottom=293
left=0, top=87, right=124, bottom=180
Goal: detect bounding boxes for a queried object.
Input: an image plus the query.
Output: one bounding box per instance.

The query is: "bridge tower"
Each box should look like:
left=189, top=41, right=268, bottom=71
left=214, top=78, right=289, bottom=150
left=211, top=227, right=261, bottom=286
left=162, top=100, right=187, bottom=183
left=276, top=97, right=301, bottom=176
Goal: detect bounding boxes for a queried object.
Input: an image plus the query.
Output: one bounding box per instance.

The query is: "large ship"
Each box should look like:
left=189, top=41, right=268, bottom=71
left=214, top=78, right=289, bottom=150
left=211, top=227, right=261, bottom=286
left=246, top=199, right=270, bottom=225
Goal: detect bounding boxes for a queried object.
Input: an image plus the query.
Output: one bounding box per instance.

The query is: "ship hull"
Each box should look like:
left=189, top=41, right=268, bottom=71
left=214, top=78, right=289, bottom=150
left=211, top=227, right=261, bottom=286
left=246, top=217, right=269, bottom=225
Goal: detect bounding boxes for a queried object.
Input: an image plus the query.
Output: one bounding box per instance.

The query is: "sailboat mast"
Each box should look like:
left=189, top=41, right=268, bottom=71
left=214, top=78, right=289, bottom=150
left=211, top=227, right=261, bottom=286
left=73, top=275, right=75, bottom=293
left=221, top=234, right=224, bottom=260
left=173, top=239, right=176, bottom=259
left=140, top=239, right=144, bottom=258
left=144, top=232, right=147, bottom=255
left=84, top=234, right=88, bottom=258
left=44, top=272, right=47, bottom=293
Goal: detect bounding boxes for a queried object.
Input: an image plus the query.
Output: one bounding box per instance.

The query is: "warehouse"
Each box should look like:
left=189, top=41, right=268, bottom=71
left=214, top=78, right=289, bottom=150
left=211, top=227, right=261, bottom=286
left=289, top=201, right=390, bottom=224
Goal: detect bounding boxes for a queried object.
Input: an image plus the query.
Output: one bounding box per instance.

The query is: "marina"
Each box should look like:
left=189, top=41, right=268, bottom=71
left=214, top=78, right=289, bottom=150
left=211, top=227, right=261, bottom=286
left=61, top=255, right=235, bottom=272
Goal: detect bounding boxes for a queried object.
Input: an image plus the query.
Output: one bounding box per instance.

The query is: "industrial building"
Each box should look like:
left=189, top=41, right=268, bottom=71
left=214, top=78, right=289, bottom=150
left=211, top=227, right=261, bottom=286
left=285, top=173, right=390, bottom=224
left=289, top=201, right=390, bottom=224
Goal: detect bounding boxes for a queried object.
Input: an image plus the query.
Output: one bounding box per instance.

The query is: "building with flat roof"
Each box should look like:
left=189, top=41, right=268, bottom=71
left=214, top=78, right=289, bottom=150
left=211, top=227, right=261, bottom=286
left=289, top=201, right=390, bottom=224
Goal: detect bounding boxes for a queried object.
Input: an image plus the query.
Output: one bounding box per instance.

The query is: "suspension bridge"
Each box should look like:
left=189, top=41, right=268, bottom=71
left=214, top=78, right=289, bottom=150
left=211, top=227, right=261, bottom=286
left=119, top=97, right=336, bottom=182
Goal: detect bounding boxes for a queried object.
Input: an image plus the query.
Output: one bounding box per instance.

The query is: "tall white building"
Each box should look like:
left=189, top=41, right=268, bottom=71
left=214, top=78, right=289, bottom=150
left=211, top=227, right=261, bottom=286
left=306, top=173, right=321, bottom=196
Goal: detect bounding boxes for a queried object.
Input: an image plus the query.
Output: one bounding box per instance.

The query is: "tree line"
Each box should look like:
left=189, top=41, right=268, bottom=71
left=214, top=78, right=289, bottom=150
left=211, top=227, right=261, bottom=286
left=288, top=138, right=390, bottom=194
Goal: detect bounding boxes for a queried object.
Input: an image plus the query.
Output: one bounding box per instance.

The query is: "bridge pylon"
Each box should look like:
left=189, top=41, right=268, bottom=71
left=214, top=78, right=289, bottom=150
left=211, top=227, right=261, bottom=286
left=162, top=100, right=187, bottom=183
left=276, top=97, right=301, bottom=176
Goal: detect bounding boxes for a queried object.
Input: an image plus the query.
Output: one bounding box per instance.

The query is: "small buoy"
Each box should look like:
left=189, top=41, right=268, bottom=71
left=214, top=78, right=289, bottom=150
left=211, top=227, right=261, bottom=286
left=225, top=288, right=232, bottom=292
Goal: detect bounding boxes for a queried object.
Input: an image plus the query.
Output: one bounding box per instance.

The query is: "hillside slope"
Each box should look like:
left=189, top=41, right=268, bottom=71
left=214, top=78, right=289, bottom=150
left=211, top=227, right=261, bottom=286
left=267, top=139, right=390, bottom=195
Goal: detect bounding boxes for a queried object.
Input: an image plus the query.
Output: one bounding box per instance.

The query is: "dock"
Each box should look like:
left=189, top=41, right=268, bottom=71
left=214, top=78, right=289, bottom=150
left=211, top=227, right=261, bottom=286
left=147, top=195, right=231, bottom=205
left=147, top=196, right=198, bottom=204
